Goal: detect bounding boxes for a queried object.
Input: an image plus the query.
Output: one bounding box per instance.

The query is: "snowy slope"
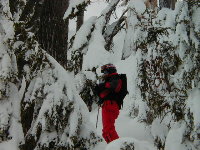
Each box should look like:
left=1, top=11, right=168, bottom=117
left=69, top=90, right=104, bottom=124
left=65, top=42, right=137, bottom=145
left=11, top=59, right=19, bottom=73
left=90, top=107, right=156, bottom=150
left=89, top=47, right=156, bottom=150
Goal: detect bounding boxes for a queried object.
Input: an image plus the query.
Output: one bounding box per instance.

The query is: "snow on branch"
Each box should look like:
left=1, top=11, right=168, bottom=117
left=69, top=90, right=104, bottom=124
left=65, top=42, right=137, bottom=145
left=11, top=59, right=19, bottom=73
left=99, top=0, right=120, bottom=33
left=63, top=0, right=90, bottom=20
left=104, top=8, right=128, bottom=51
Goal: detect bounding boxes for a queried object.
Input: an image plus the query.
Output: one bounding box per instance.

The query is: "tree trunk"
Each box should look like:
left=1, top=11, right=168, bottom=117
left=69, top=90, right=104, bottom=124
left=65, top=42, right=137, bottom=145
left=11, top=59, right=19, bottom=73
left=171, top=0, right=177, bottom=10
left=76, top=10, right=84, bottom=31
left=38, top=0, right=69, bottom=68
left=145, top=0, right=157, bottom=10
left=159, top=0, right=177, bottom=9
left=159, top=0, right=171, bottom=9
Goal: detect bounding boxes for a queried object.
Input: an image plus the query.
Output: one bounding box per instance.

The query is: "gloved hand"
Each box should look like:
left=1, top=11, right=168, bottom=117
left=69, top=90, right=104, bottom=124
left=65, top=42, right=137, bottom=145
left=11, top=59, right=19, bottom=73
left=97, top=99, right=103, bottom=106
left=94, top=84, right=99, bottom=95
left=98, top=83, right=105, bottom=89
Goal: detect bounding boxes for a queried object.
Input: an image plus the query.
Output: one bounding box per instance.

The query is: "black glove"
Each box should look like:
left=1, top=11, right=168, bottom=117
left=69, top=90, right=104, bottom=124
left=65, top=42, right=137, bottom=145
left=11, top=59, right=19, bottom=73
left=98, top=83, right=105, bottom=90
left=97, top=99, right=103, bottom=106
left=94, top=85, right=100, bottom=95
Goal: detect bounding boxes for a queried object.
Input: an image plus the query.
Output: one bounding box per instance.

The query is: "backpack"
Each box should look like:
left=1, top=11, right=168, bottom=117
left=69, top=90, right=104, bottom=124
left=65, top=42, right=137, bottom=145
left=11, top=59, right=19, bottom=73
left=116, top=74, right=128, bottom=109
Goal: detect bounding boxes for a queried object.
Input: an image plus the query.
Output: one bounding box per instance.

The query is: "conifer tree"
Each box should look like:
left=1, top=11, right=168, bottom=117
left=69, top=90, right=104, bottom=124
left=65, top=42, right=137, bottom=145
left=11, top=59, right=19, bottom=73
left=38, top=0, right=69, bottom=68
left=66, top=0, right=122, bottom=110
left=0, top=1, right=101, bottom=150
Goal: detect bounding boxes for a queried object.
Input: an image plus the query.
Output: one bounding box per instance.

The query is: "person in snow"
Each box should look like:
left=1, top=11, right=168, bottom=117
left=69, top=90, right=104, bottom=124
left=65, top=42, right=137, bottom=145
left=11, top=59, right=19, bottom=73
left=95, top=64, right=122, bottom=143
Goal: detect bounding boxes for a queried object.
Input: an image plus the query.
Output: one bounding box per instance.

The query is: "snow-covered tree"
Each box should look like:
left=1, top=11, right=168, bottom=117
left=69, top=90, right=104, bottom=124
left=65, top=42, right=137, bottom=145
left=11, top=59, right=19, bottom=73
left=38, top=0, right=69, bottom=68
left=0, top=0, right=22, bottom=145
left=0, top=1, right=101, bottom=150
left=126, top=0, right=200, bottom=149
left=17, top=0, right=70, bottom=68
left=66, top=0, right=122, bottom=110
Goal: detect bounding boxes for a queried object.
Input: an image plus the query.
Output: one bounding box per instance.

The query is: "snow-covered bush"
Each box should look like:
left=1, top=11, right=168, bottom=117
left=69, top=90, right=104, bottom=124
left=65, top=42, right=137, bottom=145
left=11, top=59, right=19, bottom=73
left=0, top=0, right=21, bottom=145
left=12, top=22, right=101, bottom=150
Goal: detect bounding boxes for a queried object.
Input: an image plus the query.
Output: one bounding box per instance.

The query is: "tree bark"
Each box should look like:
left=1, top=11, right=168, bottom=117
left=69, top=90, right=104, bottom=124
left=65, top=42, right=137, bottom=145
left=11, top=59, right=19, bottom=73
left=76, top=10, right=84, bottom=31
left=145, top=0, right=157, bottom=10
left=159, top=0, right=171, bottom=9
left=38, top=0, right=69, bottom=68
left=171, top=0, right=177, bottom=10
left=159, top=0, right=177, bottom=9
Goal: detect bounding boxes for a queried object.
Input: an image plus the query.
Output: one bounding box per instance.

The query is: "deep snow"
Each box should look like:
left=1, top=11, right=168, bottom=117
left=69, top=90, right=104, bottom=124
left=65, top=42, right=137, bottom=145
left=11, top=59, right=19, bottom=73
left=90, top=107, right=156, bottom=150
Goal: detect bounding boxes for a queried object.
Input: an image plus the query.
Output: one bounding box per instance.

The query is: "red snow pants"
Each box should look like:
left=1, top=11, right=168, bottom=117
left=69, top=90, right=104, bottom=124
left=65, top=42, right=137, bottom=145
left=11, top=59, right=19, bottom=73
left=102, top=100, right=119, bottom=143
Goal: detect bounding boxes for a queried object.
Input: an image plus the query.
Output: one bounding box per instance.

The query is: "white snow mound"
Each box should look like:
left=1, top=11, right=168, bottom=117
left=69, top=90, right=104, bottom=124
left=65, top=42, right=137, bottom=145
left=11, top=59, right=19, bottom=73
left=105, top=137, right=156, bottom=150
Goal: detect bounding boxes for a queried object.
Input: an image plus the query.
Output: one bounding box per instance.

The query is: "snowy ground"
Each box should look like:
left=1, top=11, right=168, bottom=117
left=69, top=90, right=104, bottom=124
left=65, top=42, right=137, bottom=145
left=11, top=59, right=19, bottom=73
left=90, top=107, right=156, bottom=150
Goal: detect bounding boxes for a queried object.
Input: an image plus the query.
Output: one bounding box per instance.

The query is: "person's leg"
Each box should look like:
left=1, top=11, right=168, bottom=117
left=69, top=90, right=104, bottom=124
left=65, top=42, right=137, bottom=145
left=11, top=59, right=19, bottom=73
left=102, top=101, right=119, bottom=143
left=102, top=104, right=111, bottom=143
left=108, top=102, right=119, bottom=141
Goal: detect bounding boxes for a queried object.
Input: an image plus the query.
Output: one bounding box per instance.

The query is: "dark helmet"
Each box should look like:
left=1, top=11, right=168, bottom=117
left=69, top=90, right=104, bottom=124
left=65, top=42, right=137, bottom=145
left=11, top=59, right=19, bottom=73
left=101, top=64, right=117, bottom=74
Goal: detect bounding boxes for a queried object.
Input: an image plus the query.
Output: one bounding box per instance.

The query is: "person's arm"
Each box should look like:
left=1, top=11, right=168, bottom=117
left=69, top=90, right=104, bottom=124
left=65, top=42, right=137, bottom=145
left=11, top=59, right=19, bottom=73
left=94, top=83, right=105, bottom=95
left=94, top=83, right=107, bottom=105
